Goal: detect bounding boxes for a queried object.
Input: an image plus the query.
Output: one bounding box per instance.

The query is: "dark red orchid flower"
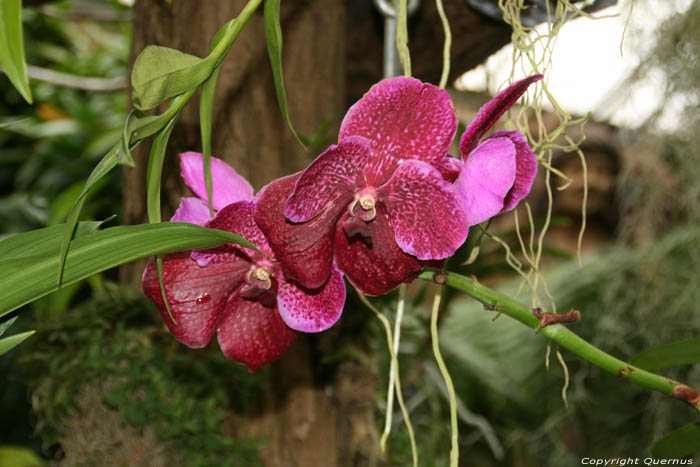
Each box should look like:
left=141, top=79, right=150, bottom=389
left=142, top=153, right=346, bottom=372
left=255, top=76, right=541, bottom=296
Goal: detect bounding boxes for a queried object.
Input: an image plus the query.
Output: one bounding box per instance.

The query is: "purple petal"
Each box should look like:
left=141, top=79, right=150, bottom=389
left=460, top=75, right=543, bottom=155
left=277, top=265, right=346, bottom=333
left=217, top=291, right=297, bottom=372
left=492, top=130, right=538, bottom=211
left=455, top=136, right=517, bottom=226
left=436, top=154, right=464, bottom=183
left=381, top=160, right=468, bottom=260
left=334, top=205, right=422, bottom=296
left=254, top=173, right=343, bottom=289
left=339, top=77, right=457, bottom=185
left=285, top=136, right=370, bottom=223
left=170, top=197, right=212, bottom=225
left=179, top=152, right=254, bottom=210
left=192, top=201, right=272, bottom=267
left=141, top=252, right=248, bottom=349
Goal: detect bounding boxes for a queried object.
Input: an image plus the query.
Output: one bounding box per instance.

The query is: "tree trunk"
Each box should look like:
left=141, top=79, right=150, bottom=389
left=121, top=2, right=511, bottom=465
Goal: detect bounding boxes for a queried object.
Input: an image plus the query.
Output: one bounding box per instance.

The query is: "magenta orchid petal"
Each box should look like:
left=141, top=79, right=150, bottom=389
left=216, top=291, right=297, bottom=373
left=285, top=136, right=371, bottom=222
left=381, top=160, right=468, bottom=260
left=192, top=201, right=273, bottom=267
left=491, top=130, right=538, bottom=211
left=255, top=173, right=342, bottom=289
left=460, top=75, right=543, bottom=155
left=334, top=205, right=422, bottom=296
left=276, top=265, right=346, bottom=333
left=339, top=77, right=457, bottom=185
left=170, top=197, right=212, bottom=225
left=455, top=136, right=517, bottom=225
left=179, top=151, right=254, bottom=210
left=436, top=154, right=464, bottom=183
left=141, top=252, right=248, bottom=349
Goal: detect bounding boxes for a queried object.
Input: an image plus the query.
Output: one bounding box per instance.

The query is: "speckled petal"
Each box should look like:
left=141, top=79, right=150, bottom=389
left=381, top=160, right=468, bottom=260
left=170, top=197, right=212, bottom=225
left=436, top=154, right=464, bottom=183
left=277, top=265, right=346, bottom=333
left=455, top=136, right=516, bottom=226
left=285, top=136, right=371, bottom=222
left=254, top=173, right=345, bottom=289
left=334, top=205, right=422, bottom=296
left=192, top=201, right=272, bottom=267
left=460, top=75, right=543, bottom=155
left=339, top=77, right=457, bottom=185
left=179, top=152, right=254, bottom=210
left=142, top=252, right=248, bottom=349
left=216, top=291, right=297, bottom=373
left=491, top=130, right=538, bottom=211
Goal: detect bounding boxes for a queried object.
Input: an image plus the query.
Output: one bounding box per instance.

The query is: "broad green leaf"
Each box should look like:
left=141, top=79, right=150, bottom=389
left=0, top=330, right=35, bottom=356
left=631, top=338, right=700, bottom=371
left=651, top=421, right=700, bottom=458
left=0, top=0, right=32, bottom=103
left=131, top=46, right=213, bottom=110
left=264, top=0, right=304, bottom=147
left=1, top=221, right=102, bottom=261
left=0, top=316, right=18, bottom=337
left=1, top=222, right=261, bottom=318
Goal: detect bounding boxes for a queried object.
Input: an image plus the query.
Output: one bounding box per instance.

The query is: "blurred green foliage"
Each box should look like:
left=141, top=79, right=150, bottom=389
left=0, top=3, right=128, bottom=238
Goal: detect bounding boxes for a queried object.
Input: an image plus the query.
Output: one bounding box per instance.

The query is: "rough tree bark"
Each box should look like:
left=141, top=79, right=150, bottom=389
left=121, top=1, right=510, bottom=465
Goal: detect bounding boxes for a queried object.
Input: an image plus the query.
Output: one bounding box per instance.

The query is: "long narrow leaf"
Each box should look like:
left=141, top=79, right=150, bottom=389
left=0, top=317, right=18, bottom=337
left=651, top=422, right=700, bottom=458
left=1, top=222, right=261, bottom=318
left=0, top=0, right=32, bottom=103
left=631, top=338, right=700, bottom=371
left=146, top=118, right=178, bottom=322
left=0, top=222, right=102, bottom=261
left=58, top=144, right=122, bottom=283
left=264, top=0, right=304, bottom=147
left=0, top=330, right=35, bottom=356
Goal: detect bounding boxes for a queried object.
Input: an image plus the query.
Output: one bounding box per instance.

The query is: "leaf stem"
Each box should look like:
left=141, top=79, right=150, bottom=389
left=419, top=269, right=700, bottom=413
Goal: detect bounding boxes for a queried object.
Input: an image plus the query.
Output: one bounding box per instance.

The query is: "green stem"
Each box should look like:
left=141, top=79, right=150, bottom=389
left=419, top=269, right=700, bottom=413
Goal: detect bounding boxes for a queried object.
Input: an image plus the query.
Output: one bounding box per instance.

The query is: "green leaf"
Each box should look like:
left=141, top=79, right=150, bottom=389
left=630, top=338, right=700, bottom=371
left=0, top=222, right=262, bottom=318
left=1, top=222, right=102, bottom=261
left=0, top=445, right=44, bottom=467
left=131, top=46, right=214, bottom=110
left=0, top=0, right=32, bottom=103
left=264, top=0, right=304, bottom=147
left=0, top=330, right=35, bottom=356
left=58, top=144, right=123, bottom=283
left=0, top=317, right=18, bottom=337
left=651, top=421, right=700, bottom=458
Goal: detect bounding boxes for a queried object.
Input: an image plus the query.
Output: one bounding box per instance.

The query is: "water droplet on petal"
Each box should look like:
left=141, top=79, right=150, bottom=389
left=196, top=293, right=211, bottom=304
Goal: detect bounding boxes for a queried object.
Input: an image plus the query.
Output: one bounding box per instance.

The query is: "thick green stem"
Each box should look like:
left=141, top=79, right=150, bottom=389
left=418, top=269, right=700, bottom=412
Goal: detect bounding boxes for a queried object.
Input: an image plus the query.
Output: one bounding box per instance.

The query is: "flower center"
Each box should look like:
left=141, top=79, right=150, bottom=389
left=348, top=187, right=377, bottom=222
left=242, top=265, right=276, bottom=307
left=246, top=265, right=272, bottom=290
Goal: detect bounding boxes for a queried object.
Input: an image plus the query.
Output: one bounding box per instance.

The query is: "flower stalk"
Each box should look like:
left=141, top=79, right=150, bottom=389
left=419, top=269, right=700, bottom=413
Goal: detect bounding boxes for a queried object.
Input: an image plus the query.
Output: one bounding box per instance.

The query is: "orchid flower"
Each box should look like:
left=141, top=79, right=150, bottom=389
left=454, top=75, right=542, bottom=224
left=255, top=77, right=468, bottom=296
left=142, top=153, right=346, bottom=372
